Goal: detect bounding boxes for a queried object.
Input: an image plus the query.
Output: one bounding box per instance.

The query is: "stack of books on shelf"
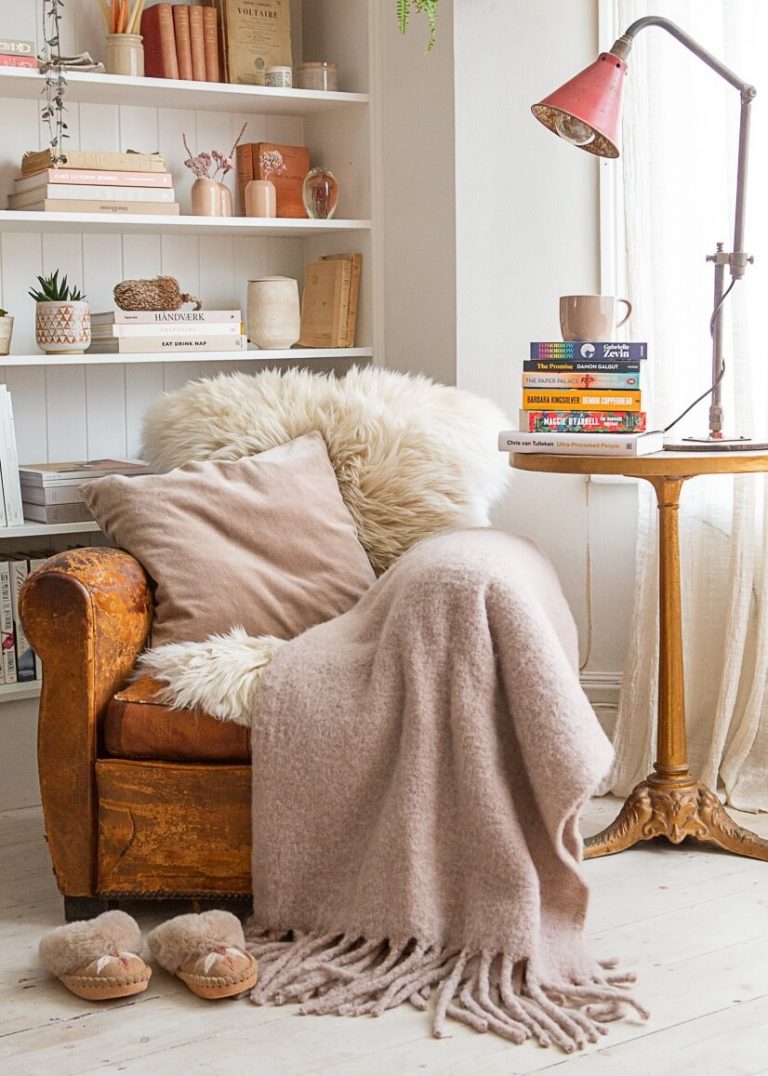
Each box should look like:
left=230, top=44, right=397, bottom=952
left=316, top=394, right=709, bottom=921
left=142, top=2, right=220, bottom=81
left=0, top=551, right=50, bottom=685
left=0, top=38, right=37, bottom=70
left=89, top=307, right=247, bottom=354
left=298, top=253, right=362, bottom=348
left=20, top=459, right=148, bottom=525
left=500, top=340, right=663, bottom=457
left=8, top=151, right=180, bottom=216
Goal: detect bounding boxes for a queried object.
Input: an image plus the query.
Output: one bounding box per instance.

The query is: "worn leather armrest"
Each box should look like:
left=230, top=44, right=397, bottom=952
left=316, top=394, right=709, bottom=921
left=20, top=547, right=153, bottom=896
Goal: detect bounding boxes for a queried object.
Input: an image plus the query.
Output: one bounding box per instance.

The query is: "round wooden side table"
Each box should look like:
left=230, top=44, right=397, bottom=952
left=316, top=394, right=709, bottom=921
left=511, top=450, right=768, bottom=861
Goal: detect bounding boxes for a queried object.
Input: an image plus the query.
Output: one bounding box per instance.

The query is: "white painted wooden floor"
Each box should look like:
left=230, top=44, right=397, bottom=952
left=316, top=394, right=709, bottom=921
left=2, top=797, right=768, bottom=1075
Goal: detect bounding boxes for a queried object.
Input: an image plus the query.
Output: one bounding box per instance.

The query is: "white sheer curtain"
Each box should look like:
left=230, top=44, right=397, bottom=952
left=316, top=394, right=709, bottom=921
left=604, top=0, right=768, bottom=810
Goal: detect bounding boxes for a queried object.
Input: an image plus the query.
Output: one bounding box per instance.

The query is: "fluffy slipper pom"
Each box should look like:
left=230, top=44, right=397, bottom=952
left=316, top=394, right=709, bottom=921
left=39, top=911, right=143, bottom=978
left=148, top=910, right=246, bottom=974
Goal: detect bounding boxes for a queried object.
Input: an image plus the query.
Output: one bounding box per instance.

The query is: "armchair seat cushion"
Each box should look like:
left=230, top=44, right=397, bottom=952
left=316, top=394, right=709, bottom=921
left=103, top=678, right=251, bottom=763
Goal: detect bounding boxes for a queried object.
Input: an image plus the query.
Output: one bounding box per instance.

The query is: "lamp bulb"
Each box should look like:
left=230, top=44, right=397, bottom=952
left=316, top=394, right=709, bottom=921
left=554, top=112, right=596, bottom=147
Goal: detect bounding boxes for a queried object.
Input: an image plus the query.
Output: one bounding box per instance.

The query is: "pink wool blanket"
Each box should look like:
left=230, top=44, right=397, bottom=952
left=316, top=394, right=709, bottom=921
left=244, top=529, right=647, bottom=1050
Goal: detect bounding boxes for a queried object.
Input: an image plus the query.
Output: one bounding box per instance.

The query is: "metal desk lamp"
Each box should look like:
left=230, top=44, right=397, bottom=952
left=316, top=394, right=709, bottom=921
left=532, top=16, right=760, bottom=450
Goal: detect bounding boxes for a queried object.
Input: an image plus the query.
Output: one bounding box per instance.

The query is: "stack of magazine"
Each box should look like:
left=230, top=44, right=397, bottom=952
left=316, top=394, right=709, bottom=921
left=20, top=459, right=148, bottom=525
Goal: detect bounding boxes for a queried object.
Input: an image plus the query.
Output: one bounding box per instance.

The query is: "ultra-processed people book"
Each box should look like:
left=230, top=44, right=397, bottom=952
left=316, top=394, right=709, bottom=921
left=499, top=429, right=663, bottom=457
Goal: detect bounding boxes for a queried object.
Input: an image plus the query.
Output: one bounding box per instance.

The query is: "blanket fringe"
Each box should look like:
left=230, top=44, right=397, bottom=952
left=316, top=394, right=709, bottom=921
left=246, top=931, right=649, bottom=1052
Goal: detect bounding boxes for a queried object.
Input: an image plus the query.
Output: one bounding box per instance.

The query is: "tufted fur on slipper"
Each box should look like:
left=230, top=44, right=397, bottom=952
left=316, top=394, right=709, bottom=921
left=39, top=911, right=143, bottom=978
left=148, top=910, right=246, bottom=974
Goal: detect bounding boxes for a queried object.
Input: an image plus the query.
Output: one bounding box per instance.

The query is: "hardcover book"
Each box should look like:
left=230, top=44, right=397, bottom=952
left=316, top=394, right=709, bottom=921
left=520, top=410, right=648, bottom=434
left=141, top=3, right=180, bottom=79
left=21, top=151, right=167, bottom=176
left=173, top=3, right=194, bottom=80
left=530, top=341, right=648, bottom=361
left=19, top=483, right=86, bottom=506
left=203, top=5, right=220, bottom=81
left=498, top=430, right=663, bottom=457
left=22, top=501, right=94, bottom=524
left=88, top=335, right=249, bottom=353
left=298, top=260, right=352, bottom=349
left=321, top=253, right=362, bottom=347
left=15, top=200, right=180, bottom=215
left=521, top=372, right=642, bottom=389
left=523, top=360, right=642, bottom=374
left=236, top=142, right=310, bottom=217
left=209, top=0, right=292, bottom=85
left=14, top=169, right=174, bottom=192
left=19, top=460, right=148, bottom=485
left=522, top=389, right=642, bottom=412
left=92, top=309, right=242, bottom=325
left=9, top=185, right=176, bottom=208
left=90, top=321, right=242, bottom=338
left=189, top=4, right=207, bottom=81
left=0, top=55, right=38, bottom=69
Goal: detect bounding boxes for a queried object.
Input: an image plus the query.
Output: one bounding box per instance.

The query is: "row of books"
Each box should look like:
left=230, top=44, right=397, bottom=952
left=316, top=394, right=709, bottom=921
left=10, top=151, right=179, bottom=216
left=0, top=553, right=47, bottom=684
left=299, top=254, right=361, bottom=349
left=20, top=459, right=147, bottom=525
left=88, top=308, right=247, bottom=355
left=143, top=3, right=220, bottom=83
left=501, top=340, right=663, bottom=457
left=0, top=37, right=36, bottom=70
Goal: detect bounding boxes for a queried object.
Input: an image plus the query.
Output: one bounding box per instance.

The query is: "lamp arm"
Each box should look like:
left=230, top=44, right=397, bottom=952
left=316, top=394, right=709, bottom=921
left=611, top=16, right=756, bottom=276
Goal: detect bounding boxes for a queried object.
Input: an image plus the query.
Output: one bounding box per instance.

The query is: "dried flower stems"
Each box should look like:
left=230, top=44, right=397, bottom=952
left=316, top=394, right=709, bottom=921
left=182, top=122, right=248, bottom=181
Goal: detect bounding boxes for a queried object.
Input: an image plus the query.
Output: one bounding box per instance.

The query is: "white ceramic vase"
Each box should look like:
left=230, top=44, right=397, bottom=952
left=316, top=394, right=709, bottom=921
left=35, top=301, right=91, bottom=355
left=0, top=316, right=13, bottom=357
left=247, top=277, right=300, bottom=349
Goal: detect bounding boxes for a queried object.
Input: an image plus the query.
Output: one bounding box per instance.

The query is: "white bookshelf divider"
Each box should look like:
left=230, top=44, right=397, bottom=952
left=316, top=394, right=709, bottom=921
left=2, top=348, right=373, bottom=368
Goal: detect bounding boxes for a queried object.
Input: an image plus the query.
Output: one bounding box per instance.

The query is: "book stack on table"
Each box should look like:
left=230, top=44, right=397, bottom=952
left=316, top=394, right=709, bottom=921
left=20, top=459, right=148, bottom=525
left=500, top=340, right=663, bottom=457
left=89, top=308, right=247, bottom=354
left=8, top=151, right=180, bottom=216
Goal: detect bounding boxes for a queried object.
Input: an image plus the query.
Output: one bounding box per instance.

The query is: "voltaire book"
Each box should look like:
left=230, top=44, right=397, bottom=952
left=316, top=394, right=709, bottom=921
left=208, top=0, right=292, bottom=85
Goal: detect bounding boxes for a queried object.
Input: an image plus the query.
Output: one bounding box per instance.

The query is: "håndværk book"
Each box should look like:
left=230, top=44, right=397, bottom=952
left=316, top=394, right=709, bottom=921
left=15, top=200, right=180, bottom=215
left=236, top=142, right=310, bottom=218
left=298, top=259, right=352, bottom=349
left=9, top=185, right=176, bottom=208
left=524, top=359, right=642, bottom=374
left=14, top=169, right=174, bottom=192
left=208, top=0, right=292, bottom=85
left=90, top=321, right=242, bottom=338
left=530, top=341, right=648, bottom=361
left=0, top=562, right=16, bottom=684
left=21, top=150, right=167, bottom=176
left=92, top=309, right=242, bottom=325
left=522, top=389, right=642, bottom=412
left=19, top=460, right=148, bottom=485
left=520, top=410, right=648, bottom=434
left=498, top=429, right=664, bottom=456
left=88, top=335, right=249, bottom=353
left=522, top=371, right=642, bottom=389
left=141, top=3, right=180, bottom=79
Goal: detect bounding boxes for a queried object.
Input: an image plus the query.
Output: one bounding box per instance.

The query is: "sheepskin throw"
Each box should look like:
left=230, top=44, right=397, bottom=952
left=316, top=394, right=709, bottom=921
left=141, top=367, right=509, bottom=573
left=143, top=530, right=647, bottom=1050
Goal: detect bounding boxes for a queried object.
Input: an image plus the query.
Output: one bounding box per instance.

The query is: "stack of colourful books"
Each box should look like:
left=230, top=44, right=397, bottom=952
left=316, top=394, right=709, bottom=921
left=9, top=150, right=180, bottom=216
left=88, top=308, right=247, bottom=355
left=500, top=340, right=663, bottom=457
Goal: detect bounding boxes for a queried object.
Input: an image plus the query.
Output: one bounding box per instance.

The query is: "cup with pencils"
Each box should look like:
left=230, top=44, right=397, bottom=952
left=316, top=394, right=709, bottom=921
left=100, top=0, right=146, bottom=77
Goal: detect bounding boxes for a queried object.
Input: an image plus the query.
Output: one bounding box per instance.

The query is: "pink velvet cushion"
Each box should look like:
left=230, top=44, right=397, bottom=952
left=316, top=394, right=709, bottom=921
left=82, top=432, right=376, bottom=645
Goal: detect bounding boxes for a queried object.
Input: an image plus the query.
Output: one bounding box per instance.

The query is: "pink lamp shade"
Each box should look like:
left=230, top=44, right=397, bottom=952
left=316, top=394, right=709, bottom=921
left=531, top=52, right=628, bottom=158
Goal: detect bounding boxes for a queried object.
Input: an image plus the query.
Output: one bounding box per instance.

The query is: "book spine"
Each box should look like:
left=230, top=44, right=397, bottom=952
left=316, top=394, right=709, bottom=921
left=0, top=563, right=16, bottom=684
left=523, top=360, right=642, bottom=373
left=92, top=309, right=241, bottom=325
left=0, top=39, right=36, bottom=55
left=26, top=200, right=180, bottom=215
left=0, top=55, right=38, bottom=69
left=334, top=261, right=353, bottom=348
left=16, top=170, right=173, bottom=191
left=19, top=484, right=86, bottom=506
left=91, top=321, right=241, bottom=338
left=10, top=185, right=176, bottom=206
left=521, top=372, right=642, bottom=389
left=522, top=389, right=642, bottom=412
left=0, top=389, right=23, bottom=525
left=9, top=561, right=35, bottom=682
left=203, top=5, right=220, bottom=82
left=141, top=4, right=179, bottom=79
left=189, top=5, right=207, bottom=80
left=88, top=335, right=249, bottom=353
left=173, top=4, right=194, bottom=80
left=498, top=430, right=663, bottom=456
left=236, top=143, right=255, bottom=216
left=21, top=502, right=94, bottom=524
left=530, top=342, right=648, bottom=361
left=520, top=410, right=647, bottom=433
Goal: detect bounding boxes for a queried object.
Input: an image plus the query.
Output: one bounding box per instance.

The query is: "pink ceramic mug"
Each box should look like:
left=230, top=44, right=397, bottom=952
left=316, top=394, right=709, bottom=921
left=559, top=295, right=632, bottom=341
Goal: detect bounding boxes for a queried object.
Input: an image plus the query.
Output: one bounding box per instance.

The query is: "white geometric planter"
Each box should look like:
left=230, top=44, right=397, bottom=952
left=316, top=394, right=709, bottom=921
left=35, top=300, right=91, bottom=355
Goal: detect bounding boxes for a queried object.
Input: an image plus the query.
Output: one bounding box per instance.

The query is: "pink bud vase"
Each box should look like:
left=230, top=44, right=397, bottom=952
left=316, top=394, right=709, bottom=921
left=191, top=176, right=222, bottom=216
left=218, top=183, right=234, bottom=217
left=245, top=179, right=277, bottom=217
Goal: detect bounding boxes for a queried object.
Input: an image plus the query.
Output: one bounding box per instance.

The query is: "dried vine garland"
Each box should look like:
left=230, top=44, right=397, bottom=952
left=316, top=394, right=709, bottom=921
left=397, top=0, right=439, bottom=50
left=39, top=0, right=68, bottom=165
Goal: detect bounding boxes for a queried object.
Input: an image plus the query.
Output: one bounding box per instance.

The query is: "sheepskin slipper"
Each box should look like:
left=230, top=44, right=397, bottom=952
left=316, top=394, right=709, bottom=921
left=148, top=910, right=257, bottom=1000
left=38, top=910, right=151, bottom=1001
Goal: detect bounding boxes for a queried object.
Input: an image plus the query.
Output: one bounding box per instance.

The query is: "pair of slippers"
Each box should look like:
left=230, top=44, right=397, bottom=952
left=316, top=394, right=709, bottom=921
left=38, top=909, right=258, bottom=1002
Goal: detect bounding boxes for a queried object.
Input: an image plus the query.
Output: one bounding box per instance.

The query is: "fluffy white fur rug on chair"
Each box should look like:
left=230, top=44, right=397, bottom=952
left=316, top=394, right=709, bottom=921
left=139, top=366, right=510, bottom=717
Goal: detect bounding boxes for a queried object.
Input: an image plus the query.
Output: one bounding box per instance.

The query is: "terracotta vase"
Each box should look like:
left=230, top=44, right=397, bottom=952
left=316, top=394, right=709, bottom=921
left=218, top=183, right=234, bottom=217
left=191, top=177, right=222, bottom=216
left=244, top=179, right=277, bottom=217
left=35, top=301, right=91, bottom=355
left=247, top=277, right=300, bottom=349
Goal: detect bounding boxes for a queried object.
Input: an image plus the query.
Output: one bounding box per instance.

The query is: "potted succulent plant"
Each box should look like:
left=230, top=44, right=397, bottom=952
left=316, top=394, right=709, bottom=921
left=0, top=309, right=13, bottom=356
left=29, top=271, right=91, bottom=355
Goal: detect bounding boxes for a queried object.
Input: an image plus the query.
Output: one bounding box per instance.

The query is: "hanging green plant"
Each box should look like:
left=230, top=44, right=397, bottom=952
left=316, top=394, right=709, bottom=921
left=397, top=0, right=439, bottom=51
left=39, top=0, right=69, bottom=165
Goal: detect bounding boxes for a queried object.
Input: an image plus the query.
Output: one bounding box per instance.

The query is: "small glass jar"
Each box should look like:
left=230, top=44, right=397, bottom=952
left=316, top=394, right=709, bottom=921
left=296, top=62, right=339, bottom=92
left=265, top=65, right=292, bottom=88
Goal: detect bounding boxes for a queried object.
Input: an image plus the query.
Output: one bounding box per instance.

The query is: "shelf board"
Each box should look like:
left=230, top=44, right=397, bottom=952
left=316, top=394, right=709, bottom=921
left=0, top=519, right=100, bottom=538
left=0, top=67, right=369, bottom=114
left=1, top=347, right=372, bottom=368
left=0, top=211, right=371, bottom=237
left=0, top=680, right=41, bottom=702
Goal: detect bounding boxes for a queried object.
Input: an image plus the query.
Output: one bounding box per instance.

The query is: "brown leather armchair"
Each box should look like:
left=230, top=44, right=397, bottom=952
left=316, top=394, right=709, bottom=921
left=21, top=547, right=254, bottom=921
